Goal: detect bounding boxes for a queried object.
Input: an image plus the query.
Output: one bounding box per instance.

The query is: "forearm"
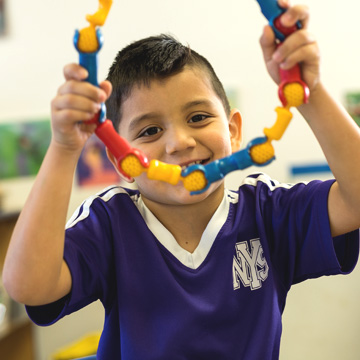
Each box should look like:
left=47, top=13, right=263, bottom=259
left=299, top=83, right=360, bottom=186
left=298, top=83, right=360, bottom=234
left=3, top=141, right=80, bottom=305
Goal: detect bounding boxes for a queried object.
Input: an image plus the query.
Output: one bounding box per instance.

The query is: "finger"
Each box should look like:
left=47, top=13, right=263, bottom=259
left=63, top=63, right=89, bottom=81
left=259, top=25, right=277, bottom=63
left=57, top=80, right=107, bottom=103
left=78, top=122, right=98, bottom=135
left=279, top=42, right=320, bottom=70
left=280, top=5, right=310, bottom=29
left=99, top=80, right=113, bottom=99
left=53, top=108, right=98, bottom=124
left=53, top=93, right=101, bottom=113
left=278, top=0, right=290, bottom=8
left=272, top=29, right=316, bottom=63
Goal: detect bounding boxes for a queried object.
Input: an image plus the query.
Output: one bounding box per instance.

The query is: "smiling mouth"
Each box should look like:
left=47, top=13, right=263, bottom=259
left=181, top=158, right=210, bottom=171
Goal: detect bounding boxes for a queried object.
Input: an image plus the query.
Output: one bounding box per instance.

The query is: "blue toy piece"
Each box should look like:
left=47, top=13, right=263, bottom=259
left=182, top=137, right=275, bottom=195
left=73, top=28, right=106, bottom=123
left=255, top=0, right=300, bottom=41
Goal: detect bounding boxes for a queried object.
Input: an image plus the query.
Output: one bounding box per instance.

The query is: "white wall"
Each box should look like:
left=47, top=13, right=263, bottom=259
left=1, top=0, right=360, bottom=359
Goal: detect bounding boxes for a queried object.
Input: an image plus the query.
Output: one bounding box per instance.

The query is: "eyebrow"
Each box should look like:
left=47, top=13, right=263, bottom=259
left=181, top=99, right=216, bottom=112
left=128, top=112, right=161, bottom=133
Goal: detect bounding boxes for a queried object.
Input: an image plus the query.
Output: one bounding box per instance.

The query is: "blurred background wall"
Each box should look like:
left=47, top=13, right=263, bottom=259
left=0, top=0, right=359, bottom=359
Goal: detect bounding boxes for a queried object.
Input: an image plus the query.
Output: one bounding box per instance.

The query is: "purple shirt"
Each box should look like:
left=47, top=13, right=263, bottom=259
left=27, top=174, right=359, bottom=359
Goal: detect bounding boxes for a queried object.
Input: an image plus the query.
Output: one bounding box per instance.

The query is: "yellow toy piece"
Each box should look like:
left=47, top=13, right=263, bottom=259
left=254, top=83, right=302, bottom=166
left=86, top=0, right=113, bottom=27
left=147, top=160, right=182, bottom=185
left=182, top=170, right=208, bottom=193
left=120, top=153, right=209, bottom=191
left=283, top=82, right=305, bottom=108
left=77, top=0, right=113, bottom=53
left=263, top=107, right=293, bottom=141
left=121, top=154, right=183, bottom=186
left=121, top=154, right=145, bottom=178
left=249, top=140, right=275, bottom=165
left=77, top=25, right=98, bottom=53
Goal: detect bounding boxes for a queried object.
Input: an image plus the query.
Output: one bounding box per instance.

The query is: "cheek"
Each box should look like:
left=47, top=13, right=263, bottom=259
left=132, top=143, right=164, bottom=162
left=205, top=126, right=232, bottom=155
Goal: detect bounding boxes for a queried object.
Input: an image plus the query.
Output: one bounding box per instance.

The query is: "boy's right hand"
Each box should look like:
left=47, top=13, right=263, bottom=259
left=51, top=63, right=112, bottom=154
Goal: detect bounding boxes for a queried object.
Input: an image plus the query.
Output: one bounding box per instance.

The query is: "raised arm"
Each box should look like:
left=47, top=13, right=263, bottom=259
left=260, top=1, right=360, bottom=236
left=298, top=85, right=360, bottom=237
left=3, top=64, right=112, bottom=305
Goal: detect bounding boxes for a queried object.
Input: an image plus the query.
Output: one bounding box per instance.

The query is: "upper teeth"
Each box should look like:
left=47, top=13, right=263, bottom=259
left=182, top=160, right=202, bottom=170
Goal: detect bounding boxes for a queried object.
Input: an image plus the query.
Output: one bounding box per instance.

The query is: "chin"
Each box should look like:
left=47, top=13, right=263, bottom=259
left=159, top=180, right=223, bottom=204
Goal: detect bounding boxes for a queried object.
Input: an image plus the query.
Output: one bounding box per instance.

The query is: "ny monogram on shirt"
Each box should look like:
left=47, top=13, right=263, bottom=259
left=233, top=238, right=269, bottom=291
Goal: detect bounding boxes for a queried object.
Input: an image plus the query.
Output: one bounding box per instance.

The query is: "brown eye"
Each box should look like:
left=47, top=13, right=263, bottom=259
left=189, top=114, right=209, bottom=123
left=139, top=126, right=162, bottom=137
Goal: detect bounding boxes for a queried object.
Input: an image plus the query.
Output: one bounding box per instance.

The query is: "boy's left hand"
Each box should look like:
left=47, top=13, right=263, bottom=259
left=259, top=1, right=320, bottom=93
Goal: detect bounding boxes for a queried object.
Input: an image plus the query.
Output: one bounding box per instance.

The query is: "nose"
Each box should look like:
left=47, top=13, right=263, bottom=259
left=165, top=127, right=196, bottom=155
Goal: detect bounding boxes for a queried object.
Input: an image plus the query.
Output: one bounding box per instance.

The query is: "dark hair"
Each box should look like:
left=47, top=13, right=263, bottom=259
left=105, top=34, right=231, bottom=131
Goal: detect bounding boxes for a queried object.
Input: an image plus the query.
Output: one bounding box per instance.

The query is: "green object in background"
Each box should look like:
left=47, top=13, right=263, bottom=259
left=0, top=119, right=51, bottom=179
left=345, top=92, right=360, bottom=127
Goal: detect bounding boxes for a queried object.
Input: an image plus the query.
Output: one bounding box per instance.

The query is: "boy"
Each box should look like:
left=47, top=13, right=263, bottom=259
left=3, top=2, right=360, bottom=359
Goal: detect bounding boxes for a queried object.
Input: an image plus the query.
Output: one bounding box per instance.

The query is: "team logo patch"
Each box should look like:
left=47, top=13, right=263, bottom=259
left=233, top=238, right=269, bottom=291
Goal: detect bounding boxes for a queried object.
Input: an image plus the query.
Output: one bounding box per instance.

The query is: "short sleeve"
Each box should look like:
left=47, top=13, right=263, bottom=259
left=26, top=196, right=116, bottom=326
left=253, top=176, right=359, bottom=289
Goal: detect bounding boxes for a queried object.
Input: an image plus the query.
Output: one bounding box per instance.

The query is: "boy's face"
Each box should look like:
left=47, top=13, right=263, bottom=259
left=112, top=67, right=242, bottom=207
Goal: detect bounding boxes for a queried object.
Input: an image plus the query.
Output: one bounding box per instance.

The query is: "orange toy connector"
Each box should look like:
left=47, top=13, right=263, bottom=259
left=86, top=0, right=113, bottom=27
left=77, top=0, right=113, bottom=53
left=263, top=107, right=293, bottom=141
left=258, top=82, right=303, bottom=159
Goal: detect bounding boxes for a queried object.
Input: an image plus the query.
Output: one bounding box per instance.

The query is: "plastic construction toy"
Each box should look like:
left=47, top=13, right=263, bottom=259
left=74, top=0, right=309, bottom=194
left=74, top=0, right=190, bottom=184
left=182, top=0, right=310, bottom=194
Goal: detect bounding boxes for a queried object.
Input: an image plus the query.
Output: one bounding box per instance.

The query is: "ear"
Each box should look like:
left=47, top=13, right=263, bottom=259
left=228, top=109, right=242, bottom=152
left=105, top=148, right=135, bottom=183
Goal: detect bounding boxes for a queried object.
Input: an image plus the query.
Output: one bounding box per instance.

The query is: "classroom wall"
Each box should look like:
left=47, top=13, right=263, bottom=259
left=1, top=0, right=360, bottom=359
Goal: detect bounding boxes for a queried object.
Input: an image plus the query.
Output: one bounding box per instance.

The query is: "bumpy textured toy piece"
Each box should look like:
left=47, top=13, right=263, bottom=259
left=278, top=66, right=309, bottom=108
left=94, top=120, right=149, bottom=181
left=256, top=0, right=310, bottom=107
left=180, top=0, right=311, bottom=195
left=74, top=28, right=106, bottom=123
left=74, top=2, right=202, bottom=186
left=74, top=1, right=149, bottom=181
left=182, top=137, right=274, bottom=195
left=72, top=0, right=310, bottom=195
left=120, top=155, right=182, bottom=185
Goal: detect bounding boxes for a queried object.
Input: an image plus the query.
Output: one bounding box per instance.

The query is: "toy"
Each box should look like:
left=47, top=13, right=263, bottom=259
left=74, top=0, right=309, bottom=193
left=182, top=0, right=310, bottom=194
left=74, top=0, right=191, bottom=184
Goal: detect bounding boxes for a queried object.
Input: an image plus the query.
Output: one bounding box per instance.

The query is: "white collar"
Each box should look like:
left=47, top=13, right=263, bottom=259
left=135, top=191, right=231, bottom=269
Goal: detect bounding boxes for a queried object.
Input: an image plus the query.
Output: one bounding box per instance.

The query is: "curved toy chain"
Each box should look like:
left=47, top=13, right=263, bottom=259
left=74, top=0, right=309, bottom=193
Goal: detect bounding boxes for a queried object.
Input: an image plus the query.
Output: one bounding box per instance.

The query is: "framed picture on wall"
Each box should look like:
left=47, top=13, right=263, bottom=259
left=76, top=134, right=121, bottom=187
left=0, top=0, right=5, bottom=36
